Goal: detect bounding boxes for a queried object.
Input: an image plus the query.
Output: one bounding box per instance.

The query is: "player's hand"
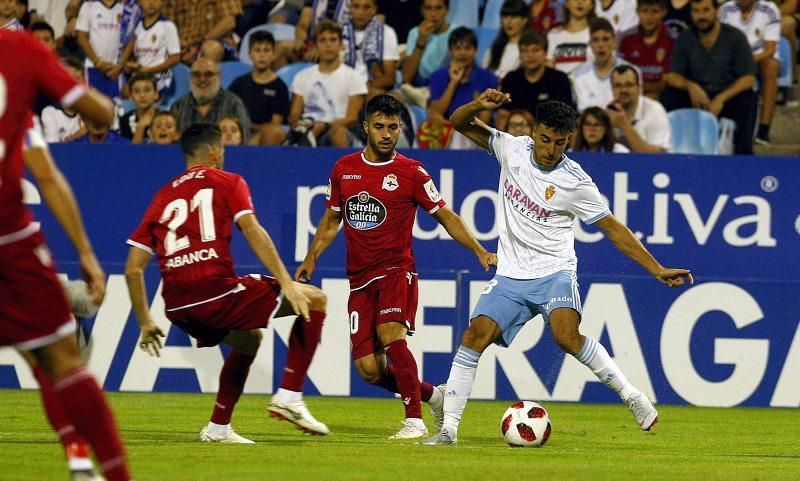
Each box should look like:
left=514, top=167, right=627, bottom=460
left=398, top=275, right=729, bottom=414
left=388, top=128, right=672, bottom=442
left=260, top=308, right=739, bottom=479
left=475, top=89, right=511, bottom=111
left=477, top=251, right=498, bottom=271
left=655, top=268, right=694, bottom=288
left=294, top=260, right=316, bottom=283
left=282, top=283, right=311, bottom=320
left=79, top=252, right=106, bottom=306
left=139, top=323, right=165, bottom=357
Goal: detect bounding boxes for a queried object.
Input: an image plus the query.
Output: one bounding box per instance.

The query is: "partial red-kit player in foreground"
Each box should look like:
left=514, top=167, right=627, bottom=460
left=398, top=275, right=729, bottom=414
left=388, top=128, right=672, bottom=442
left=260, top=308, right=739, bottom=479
left=125, top=123, right=329, bottom=442
left=296, top=94, right=497, bottom=439
left=0, top=30, right=132, bottom=481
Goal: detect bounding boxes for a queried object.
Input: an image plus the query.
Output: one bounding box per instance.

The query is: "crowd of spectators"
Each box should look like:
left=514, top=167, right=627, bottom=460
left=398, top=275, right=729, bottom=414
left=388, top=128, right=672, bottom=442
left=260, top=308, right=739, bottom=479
left=9, top=0, right=800, bottom=154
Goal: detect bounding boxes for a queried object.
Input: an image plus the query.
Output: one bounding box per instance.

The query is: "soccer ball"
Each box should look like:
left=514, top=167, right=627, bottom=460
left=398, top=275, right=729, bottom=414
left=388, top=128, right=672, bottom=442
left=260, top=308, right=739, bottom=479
left=500, top=401, right=551, bottom=447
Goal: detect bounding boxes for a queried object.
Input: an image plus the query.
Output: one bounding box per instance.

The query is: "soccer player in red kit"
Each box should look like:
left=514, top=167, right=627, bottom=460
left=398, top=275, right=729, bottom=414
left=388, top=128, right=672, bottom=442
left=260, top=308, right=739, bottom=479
left=0, top=30, right=132, bottom=481
left=296, top=94, right=497, bottom=439
left=125, top=123, right=329, bottom=443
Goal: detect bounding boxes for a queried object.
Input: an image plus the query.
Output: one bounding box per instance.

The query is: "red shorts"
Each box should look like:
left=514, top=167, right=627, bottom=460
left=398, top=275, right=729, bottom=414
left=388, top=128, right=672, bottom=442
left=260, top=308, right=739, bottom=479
left=0, top=231, right=74, bottom=350
left=348, top=270, right=418, bottom=360
left=166, top=274, right=283, bottom=347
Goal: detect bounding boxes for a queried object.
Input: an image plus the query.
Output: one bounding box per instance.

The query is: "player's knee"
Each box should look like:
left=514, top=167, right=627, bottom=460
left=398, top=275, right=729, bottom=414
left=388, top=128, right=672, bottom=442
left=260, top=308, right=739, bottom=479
left=461, top=318, right=497, bottom=352
left=354, top=359, right=381, bottom=382
left=552, top=330, right=581, bottom=355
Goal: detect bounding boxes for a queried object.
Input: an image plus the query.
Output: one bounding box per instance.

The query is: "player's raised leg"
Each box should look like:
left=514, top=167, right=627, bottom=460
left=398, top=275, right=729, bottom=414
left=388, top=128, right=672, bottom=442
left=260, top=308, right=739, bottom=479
left=268, top=282, right=329, bottom=435
left=549, top=308, right=658, bottom=431
left=422, top=315, right=501, bottom=445
left=200, top=329, right=262, bottom=444
left=29, top=336, right=130, bottom=481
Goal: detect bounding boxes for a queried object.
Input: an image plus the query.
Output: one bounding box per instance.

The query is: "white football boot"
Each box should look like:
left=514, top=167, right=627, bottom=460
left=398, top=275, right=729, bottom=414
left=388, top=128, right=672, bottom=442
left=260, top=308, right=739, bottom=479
left=199, top=426, right=255, bottom=444
left=388, top=418, right=428, bottom=439
left=421, top=425, right=458, bottom=446
left=428, top=384, right=446, bottom=431
left=268, top=396, right=330, bottom=435
left=626, top=392, right=659, bottom=431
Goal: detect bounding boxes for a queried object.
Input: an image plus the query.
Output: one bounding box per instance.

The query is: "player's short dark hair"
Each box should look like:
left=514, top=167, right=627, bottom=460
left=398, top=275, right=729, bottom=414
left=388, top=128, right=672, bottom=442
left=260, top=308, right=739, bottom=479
left=535, top=101, right=577, bottom=133
left=365, top=94, right=404, bottom=120
left=30, top=21, right=55, bottom=38
left=315, top=20, right=343, bottom=40
left=611, top=64, right=640, bottom=84
left=249, top=30, right=275, bottom=49
left=519, top=29, right=547, bottom=50
left=180, top=123, right=222, bottom=159
left=127, top=72, right=158, bottom=91
left=448, top=27, right=478, bottom=50
left=637, top=0, right=667, bottom=8
left=589, top=17, right=615, bottom=36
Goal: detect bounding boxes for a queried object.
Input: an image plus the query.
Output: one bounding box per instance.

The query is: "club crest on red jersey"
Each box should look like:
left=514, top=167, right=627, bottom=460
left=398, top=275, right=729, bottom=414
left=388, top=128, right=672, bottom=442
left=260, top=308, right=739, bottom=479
left=345, top=191, right=387, bottom=230
left=545, top=185, right=556, bottom=201
left=382, top=174, right=399, bottom=191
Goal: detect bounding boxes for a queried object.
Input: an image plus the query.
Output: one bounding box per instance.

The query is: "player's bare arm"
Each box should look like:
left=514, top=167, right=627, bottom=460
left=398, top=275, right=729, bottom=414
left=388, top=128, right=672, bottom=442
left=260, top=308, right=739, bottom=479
left=449, top=88, right=511, bottom=150
left=295, top=208, right=343, bottom=282
left=432, top=206, right=497, bottom=271
left=24, top=145, right=106, bottom=305
left=237, top=213, right=311, bottom=319
left=124, top=247, right=165, bottom=357
left=71, top=89, right=116, bottom=127
left=595, top=214, right=694, bottom=288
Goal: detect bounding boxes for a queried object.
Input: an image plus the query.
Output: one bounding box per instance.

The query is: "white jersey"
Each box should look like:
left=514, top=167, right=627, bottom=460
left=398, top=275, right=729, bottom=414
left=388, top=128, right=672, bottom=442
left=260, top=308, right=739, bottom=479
left=76, top=0, right=123, bottom=67
left=482, top=41, right=521, bottom=80
left=488, top=128, right=611, bottom=279
left=547, top=27, right=594, bottom=74
left=718, top=0, right=781, bottom=58
left=41, top=107, right=83, bottom=143
left=134, top=17, right=181, bottom=90
left=595, top=0, right=639, bottom=36
left=1, top=18, right=24, bottom=31
left=571, top=56, right=639, bottom=112
left=291, top=63, right=368, bottom=123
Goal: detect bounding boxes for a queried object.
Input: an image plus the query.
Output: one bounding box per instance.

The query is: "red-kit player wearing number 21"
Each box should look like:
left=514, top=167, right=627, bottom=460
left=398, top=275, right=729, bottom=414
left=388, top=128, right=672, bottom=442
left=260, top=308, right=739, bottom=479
left=0, top=30, right=131, bottom=481
left=125, top=123, right=330, bottom=443
left=296, top=95, right=497, bottom=439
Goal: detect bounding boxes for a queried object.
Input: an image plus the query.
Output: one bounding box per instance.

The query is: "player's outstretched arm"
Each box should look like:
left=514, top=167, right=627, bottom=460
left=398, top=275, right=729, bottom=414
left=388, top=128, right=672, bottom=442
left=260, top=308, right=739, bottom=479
left=595, top=214, right=694, bottom=288
left=23, top=145, right=106, bottom=305
left=124, top=247, right=165, bottom=357
left=238, top=213, right=311, bottom=319
left=295, top=208, right=343, bottom=282
left=432, top=206, right=497, bottom=271
left=71, top=89, right=116, bottom=127
left=449, top=88, right=511, bottom=151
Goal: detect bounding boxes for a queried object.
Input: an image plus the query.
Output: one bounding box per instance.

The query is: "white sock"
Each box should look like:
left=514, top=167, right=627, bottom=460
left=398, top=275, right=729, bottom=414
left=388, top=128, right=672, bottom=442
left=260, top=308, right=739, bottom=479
left=442, top=346, right=482, bottom=434
left=405, top=417, right=425, bottom=429
left=276, top=388, right=302, bottom=403
left=67, top=456, right=93, bottom=471
left=206, top=421, right=231, bottom=437
left=426, top=384, right=443, bottom=409
left=574, top=336, right=639, bottom=401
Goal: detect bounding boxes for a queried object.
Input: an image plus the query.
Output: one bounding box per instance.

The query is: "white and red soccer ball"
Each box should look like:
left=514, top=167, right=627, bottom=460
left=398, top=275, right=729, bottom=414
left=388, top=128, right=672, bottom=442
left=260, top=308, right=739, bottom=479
left=501, top=401, right=551, bottom=447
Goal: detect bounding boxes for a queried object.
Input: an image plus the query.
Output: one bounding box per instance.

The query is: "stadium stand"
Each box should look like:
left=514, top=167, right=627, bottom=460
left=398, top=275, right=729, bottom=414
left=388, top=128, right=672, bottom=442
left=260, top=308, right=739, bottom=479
left=239, top=23, right=297, bottom=63
left=276, top=62, right=314, bottom=88
left=777, top=36, right=792, bottom=103
left=481, top=0, right=506, bottom=29
left=668, top=108, right=719, bottom=155
left=475, top=27, right=500, bottom=67
left=161, top=63, right=191, bottom=108
left=220, top=61, right=253, bottom=89
left=446, top=0, right=480, bottom=28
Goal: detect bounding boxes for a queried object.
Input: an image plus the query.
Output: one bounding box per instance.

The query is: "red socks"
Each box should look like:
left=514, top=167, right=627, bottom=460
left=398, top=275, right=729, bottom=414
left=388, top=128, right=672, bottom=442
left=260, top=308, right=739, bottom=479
left=369, top=364, right=436, bottom=402
left=33, top=365, right=86, bottom=447
left=53, top=367, right=130, bottom=481
left=210, top=349, right=256, bottom=425
left=280, top=310, right=325, bottom=392
left=384, top=339, right=422, bottom=419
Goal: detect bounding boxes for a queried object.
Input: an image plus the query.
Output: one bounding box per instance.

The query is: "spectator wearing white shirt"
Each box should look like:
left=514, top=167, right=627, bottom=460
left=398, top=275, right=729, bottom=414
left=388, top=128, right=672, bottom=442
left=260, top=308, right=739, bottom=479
left=288, top=21, right=368, bottom=147
left=605, top=65, right=672, bottom=152
left=40, top=55, right=87, bottom=142
left=596, top=0, right=640, bottom=34
left=343, top=0, right=400, bottom=97
left=483, top=0, right=529, bottom=80
left=123, top=0, right=181, bottom=93
left=547, top=0, right=596, bottom=74
left=718, top=0, right=780, bottom=144
left=571, top=18, right=638, bottom=111
left=76, top=0, right=125, bottom=98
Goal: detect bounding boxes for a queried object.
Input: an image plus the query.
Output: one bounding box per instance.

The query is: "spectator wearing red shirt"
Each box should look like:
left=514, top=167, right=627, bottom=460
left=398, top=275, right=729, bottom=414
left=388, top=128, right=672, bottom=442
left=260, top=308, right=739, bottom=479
left=618, top=0, right=676, bottom=99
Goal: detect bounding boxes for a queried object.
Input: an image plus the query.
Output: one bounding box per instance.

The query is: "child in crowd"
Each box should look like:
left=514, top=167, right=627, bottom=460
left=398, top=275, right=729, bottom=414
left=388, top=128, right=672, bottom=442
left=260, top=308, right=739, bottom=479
left=147, top=111, right=181, bottom=144
left=119, top=73, right=160, bottom=143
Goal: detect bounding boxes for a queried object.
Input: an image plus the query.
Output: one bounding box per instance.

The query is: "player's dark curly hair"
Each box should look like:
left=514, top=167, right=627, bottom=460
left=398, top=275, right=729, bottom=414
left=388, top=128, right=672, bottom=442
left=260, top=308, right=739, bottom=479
left=365, top=94, right=404, bottom=118
left=535, top=101, right=577, bottom=133
left=180, top=123, right=222, bottom=159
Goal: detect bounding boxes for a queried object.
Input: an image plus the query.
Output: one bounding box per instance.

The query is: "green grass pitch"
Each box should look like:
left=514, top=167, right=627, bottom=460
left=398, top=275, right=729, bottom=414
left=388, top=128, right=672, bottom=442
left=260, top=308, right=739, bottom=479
left=1, top=389, right=798, bottom=481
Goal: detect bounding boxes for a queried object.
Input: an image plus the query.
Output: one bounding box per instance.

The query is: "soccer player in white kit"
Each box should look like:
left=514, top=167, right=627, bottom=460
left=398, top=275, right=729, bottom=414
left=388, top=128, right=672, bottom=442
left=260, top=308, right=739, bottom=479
left=422, top=90, right=694, bottom=446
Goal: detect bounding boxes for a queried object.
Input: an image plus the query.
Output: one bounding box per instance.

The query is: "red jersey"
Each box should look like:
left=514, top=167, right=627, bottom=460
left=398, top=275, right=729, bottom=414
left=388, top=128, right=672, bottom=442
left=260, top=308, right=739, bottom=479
left=529, top=0, right=563, bottom=33
left=127, top=166, right=255, bottom=309
left=0, top=31, right=84, bottom=241
left=326, top=150, right=446, bottom=288
left=618, top=24, right=675, bottom=84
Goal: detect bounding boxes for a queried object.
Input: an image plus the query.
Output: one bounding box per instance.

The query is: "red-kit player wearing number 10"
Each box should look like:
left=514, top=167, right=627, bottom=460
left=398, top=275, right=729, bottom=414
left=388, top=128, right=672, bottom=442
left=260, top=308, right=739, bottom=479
left=296, top=95, right=497, bottom=439
left=125, top=123, right=330, bottom=443
left=0, top=30, right=131, bottom=481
